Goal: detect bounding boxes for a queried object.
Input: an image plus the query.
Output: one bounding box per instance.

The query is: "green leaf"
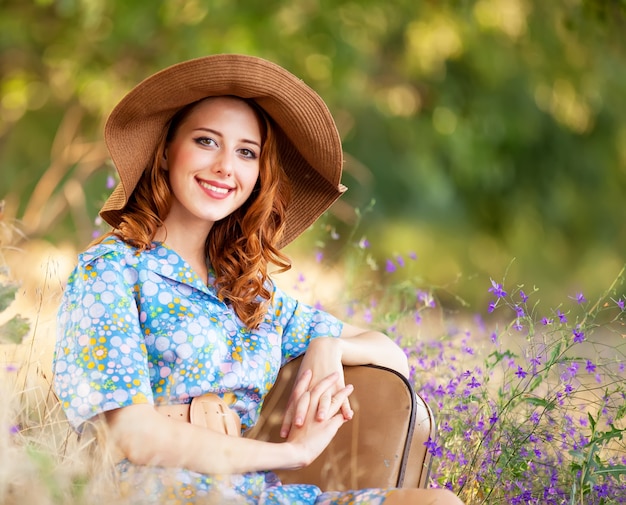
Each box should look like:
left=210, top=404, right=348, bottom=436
left=0, top=282, right=19, bottom=312
left=588, top=412, right=596, bottom=431
left=595, top=464, right=626, bottom=476
left=527, top=374, right=543, bottom=394
left=546, top=341, right=563, bottom=367
left=589, top=425, right=625, bottom=446
left=487, top=349, right=517, bottom=368
left=524, top=396, right=556, bottom=411
left=0, top=315, right=30, bottom=344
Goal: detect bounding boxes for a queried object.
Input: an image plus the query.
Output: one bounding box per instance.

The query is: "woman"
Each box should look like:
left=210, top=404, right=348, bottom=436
left=53, top=54, right=463, bottom=504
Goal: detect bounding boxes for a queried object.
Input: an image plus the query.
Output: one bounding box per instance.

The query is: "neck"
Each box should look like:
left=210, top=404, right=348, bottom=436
left=154, top=225, right=210, bottom=281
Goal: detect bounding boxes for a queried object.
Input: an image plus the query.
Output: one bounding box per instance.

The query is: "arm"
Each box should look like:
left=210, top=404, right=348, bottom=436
left=335, top=321, right=410, bottom=377
left=105, top=371, right=353, bottom=475
left=280, top=322, right=409, bottom=437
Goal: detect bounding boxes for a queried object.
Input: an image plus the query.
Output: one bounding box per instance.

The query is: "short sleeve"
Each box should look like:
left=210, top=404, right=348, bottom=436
left=52, top=249, right=153, bottom=432
left=272, top=285, right=344, bottom=365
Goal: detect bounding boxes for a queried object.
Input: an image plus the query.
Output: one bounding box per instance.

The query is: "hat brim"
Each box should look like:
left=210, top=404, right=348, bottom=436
left=99, top=54, right=346, bottom=249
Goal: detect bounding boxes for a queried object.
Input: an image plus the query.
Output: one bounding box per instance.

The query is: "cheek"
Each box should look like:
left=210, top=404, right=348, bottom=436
left=167, top=147, right=196, bottom=171
left=243, top=167, right=260, bottom=192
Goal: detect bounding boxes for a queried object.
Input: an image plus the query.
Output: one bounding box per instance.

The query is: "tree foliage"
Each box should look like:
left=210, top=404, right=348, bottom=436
left=1, top=0, right=625, bottom=305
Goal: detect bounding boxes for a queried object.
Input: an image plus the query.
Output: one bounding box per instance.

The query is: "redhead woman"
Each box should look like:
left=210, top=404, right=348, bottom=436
left=53, top=55, right=464, bottom=505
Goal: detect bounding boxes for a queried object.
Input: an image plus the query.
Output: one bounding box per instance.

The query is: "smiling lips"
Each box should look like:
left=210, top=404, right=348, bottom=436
left=197, top=178, right=233, bottom=197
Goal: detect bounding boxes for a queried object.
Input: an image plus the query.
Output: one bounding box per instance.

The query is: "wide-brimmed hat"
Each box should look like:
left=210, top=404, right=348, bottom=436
left=100, top=54, right=346, bottom=248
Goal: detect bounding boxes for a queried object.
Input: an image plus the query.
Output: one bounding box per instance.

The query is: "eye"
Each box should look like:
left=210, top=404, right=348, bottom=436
left=238, top=148, right=258, bottom=160
left=194, top=137, right=217, bottom=147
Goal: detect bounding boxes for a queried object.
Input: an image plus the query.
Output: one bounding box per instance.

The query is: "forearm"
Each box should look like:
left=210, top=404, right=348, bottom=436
left=105, top=404, right=305, bottom=474
left=336, top=324, right=409, bottom=377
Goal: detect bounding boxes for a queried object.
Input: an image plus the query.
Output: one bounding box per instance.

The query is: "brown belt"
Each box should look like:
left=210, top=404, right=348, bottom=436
left=156, top=393, right=242, bottom=437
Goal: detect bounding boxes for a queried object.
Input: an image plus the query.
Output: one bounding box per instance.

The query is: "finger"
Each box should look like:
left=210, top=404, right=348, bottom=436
left=319, top=384, right=354, bottom=421
left=331, top=384, right=354, bottom=415
left=292, top=368, right=313, bottom=398
left=308, top=371, right=340, bottom=400
left=327, top=410, right=349, bottom=432
left=330, top=384, right=354, bottom=417
left=340, top=398, right=353, bottom=420
left=280, top=369, right=312, bottom=438
left=292, top=390, right=311, bottom=428
left=316, top=390, right=333, bottom=421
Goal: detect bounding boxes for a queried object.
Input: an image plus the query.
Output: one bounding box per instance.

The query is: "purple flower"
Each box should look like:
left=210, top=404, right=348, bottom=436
left=513, top=319, right=523, bottom=331
left=106, top=175, right=116, bottom=189
left=363, top=309, right=372, bottom=324
left=409, top=252, right=417, bottom=260
left=396, top=256, right=405, bottom=267
left=567, top=362, right=579, bottom=377
left=515, top=366, right=527, bottom=379
left=468, top=376, right=481, bottom=388
left=424, top=437, right=443, bottom=458
left=594, top=483, right=610, bottom=498
left=315, top=251, right=324, bottom=263
left=488, top=279, right=507, bottom=298
left=9, top=425, right=19, bottom=435
left=585, top=360, right=596, bottom=373
left=385, top=259, right=396, bottom=273
left=615, top=298, right=625, bottom=311
left=358, top=237, right=370, bottom=249
left=572, top=326, right=585, bottom=343
left=557, top=310, right=567, bottom=323
left=530, top=411, right=540, bottom=424
left=489, top=412, right=499, bottom=424
left=314, top=301, right=324, bottom=310
left=417, top=290, right=435, bottom=308
left=571, top=292, right=587, bottom=304
left=520, top=290, right=528, bottom=303
left=488, top=301, right=496, bottom=313
left=4, top=364, right=19, bottom=373
left=514, top=305, right=525, bottom=318
left=541, top=317, right=553, bottom=325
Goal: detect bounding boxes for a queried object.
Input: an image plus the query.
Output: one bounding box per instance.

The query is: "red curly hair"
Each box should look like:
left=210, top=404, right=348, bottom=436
left=94, top=97, right=292, bottom=328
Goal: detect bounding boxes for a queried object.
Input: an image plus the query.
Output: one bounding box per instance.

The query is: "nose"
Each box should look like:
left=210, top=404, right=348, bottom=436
left=212, top=149, right=234, bottom=177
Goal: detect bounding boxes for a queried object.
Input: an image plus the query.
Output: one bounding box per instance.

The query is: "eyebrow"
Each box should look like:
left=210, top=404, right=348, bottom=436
left=193, top=127, right=261, bottom=149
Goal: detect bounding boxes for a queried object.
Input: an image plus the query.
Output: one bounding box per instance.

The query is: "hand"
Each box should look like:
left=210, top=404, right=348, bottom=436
left=280, top=338, right=353, bottom=438
left=285, top=370, right=354, bottom=468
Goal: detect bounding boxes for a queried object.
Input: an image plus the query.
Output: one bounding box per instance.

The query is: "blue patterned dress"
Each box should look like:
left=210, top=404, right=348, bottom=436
left=53, top=237, right=395, bottom=504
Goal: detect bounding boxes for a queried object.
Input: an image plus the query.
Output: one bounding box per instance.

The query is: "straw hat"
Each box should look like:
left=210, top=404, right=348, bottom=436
left=101, top=54, right=347, bottom=248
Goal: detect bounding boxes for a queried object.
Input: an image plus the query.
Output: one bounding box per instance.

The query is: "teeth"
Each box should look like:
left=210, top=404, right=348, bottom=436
left=199, top=181, right=230, bottom=194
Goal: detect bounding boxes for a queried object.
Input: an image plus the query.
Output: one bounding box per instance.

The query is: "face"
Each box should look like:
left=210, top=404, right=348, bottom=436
left=161, top=96, right=262, bottom=237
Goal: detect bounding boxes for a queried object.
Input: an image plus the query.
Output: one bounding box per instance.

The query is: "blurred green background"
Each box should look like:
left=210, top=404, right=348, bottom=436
left=1, top=0, right=625, bottom=310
